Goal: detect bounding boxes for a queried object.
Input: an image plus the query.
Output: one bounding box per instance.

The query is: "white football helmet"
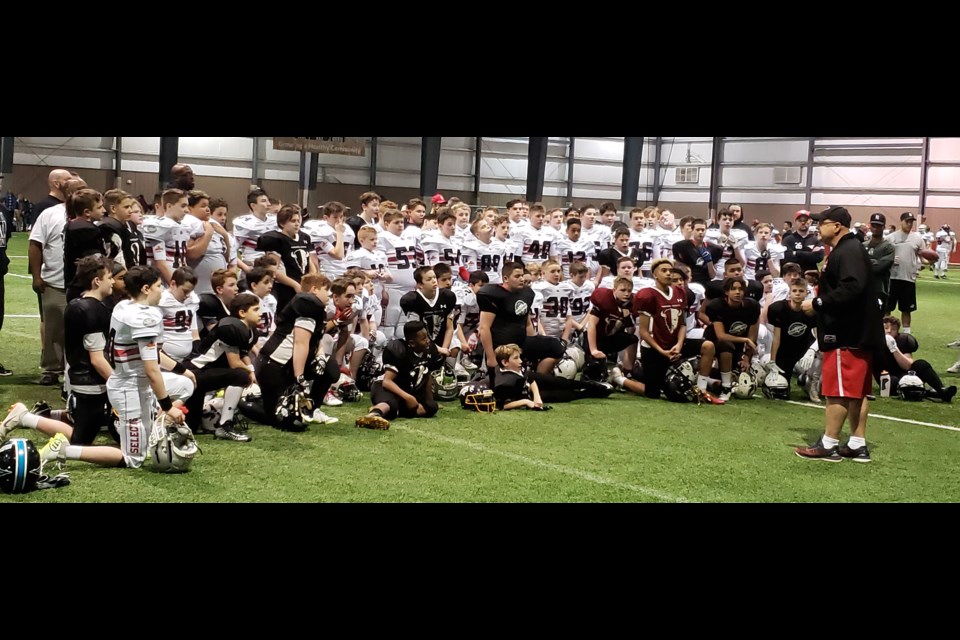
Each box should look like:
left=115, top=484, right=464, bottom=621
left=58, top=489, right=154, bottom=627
left=201, top=396, right=224, bottom=432
left=565, top=344, right=585, bottom=371
left=148, top=414, right=199, bottom=473
left=897, top=372, right=925, bottom=401
left=554, top=357, right=579, bottom=380
left=242, top=383, right=261, bottom=399
left=432, top=368, right=461, bottom=401
left=733, top=370, right=756, bottom=399
left=762, top=370, right=790, bottom=400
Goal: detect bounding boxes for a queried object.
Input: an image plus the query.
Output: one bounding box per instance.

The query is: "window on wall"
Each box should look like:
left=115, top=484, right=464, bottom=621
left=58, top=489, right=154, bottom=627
left=676, top=167, right=700, bottom=184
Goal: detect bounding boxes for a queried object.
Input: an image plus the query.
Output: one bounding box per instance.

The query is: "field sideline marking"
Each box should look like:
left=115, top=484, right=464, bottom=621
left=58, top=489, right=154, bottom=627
left=394, top=424, right=687, bottom=503
left=4, top=314, right=40, bottom=318
left=785, top=400, right=960, bottom=432
left=6, top=273, right=31, bottom=279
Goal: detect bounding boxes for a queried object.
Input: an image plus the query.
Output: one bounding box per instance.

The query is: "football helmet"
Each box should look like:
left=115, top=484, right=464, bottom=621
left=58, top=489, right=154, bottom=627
left=459, top=382, right=497, bottom=412
left=148, top=415, right=199, bottom=473
left=201, top=396, right=224, bottom=432
left=331, top=373, right=362, bottom=402
left=762, top=370, right=790, bottom=400
left=0, top=439, right=42, bottom=494
left=355, top=351, right=383, bottom=391
left=275, top=383, right=313, bottom=431
left=663, top=366, right=697, bottom=403
left=433, top=367, right=461, bottom=401
left=565, top=344, right=586, bottom=371
left=554, top=356, right=579, bottom=380
left=733, top=370, right=756, bottom=399
left=897, top=372, right=926, bottom=401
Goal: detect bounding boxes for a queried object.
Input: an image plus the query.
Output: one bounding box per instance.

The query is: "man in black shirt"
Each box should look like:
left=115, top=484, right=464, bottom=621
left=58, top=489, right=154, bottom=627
left=197, top=269, right=238, bottom=339
left=256, top=204, right=314, bottom=313
left=477, top=261, right=565, bottom=381
left=782, top=209, right=824, bottom=273
left=727, top=204, right=755, bottom=241
left=673, top=218, right=721, bottom=286
left=703, top=278, right=761, bottom=401
left=596, top=227, right=640, bottom=279
left=355, top=320, right=438, bottom=431
left=63, top=256, right=115, bottom=444
left=64, top=189, right=108, bottom=302
left=184, top=293, right=261, bottom=442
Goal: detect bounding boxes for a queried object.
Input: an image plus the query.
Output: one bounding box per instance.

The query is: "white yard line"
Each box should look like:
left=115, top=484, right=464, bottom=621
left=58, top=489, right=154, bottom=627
left=785, top=400, right=960, bottom=432
left=4, top=314, right=40, bottom=318
left=394, top=424, right=687, bottom=503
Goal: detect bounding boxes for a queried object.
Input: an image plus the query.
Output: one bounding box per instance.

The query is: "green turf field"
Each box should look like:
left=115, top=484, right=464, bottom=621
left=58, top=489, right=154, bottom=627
left=2, top=233, right=959, bottom=502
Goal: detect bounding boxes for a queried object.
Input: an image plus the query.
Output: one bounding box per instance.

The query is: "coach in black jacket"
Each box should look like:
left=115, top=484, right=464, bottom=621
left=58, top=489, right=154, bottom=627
left=795, top=206, right=884, bottom=463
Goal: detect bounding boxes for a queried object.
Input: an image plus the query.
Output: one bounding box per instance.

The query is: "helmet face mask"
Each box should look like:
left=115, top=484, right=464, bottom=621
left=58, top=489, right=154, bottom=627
left=762, top=370, right=791, bottom=400
left=663, top=365, right=697, bottom=403
left=459, top=382, right=497, bottom=412
left=275, top=384, right=313, bottom=431
left=733, top=370, right=756, bottom=399
left=433, top=368, right=461, bottom=401
left=0, top=439, right=42, bottom=494
left=148, top=417, right=199, bottom=473
left=897, top=373, right=926, bottom=401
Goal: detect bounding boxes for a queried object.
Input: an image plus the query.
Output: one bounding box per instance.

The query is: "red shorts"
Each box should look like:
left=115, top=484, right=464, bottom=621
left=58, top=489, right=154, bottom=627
left=820, top=348, right=873, bottom=399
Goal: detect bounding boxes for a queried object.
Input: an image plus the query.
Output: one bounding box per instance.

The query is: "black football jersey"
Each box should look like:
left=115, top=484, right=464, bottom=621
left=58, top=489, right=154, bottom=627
left=64, top=296, right=111, bottom=393
left=189, top=317, right=257, bottom=370
left=381, top=339, right=432, bottom=395
left=399, top=288, right=457, bottom=344
left=198, top=293, right=230, bottom=339
left=260, top=293, right=330, bottom=367
left=766, top=300, right=816, bottom=361
left=704, top=297, right=761, bottom=339
left=64, top=218, right=107, bottom=297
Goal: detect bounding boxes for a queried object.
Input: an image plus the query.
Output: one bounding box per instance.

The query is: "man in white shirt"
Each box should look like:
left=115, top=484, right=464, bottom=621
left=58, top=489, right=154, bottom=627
left=29, top=176, right=87, bottom=385
left=887, top=212, right=926, bottom=333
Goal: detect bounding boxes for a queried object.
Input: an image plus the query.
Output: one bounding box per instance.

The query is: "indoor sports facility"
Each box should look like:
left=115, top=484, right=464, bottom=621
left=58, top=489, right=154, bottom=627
left=1, top=137, right=958, bottom=502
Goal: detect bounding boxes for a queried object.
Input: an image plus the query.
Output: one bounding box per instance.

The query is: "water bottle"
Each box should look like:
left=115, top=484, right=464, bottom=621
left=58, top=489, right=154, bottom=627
left=880, top=370, right=891, bottom=397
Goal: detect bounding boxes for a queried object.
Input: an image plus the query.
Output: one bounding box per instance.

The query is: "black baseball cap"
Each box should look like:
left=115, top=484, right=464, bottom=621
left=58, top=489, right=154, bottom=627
left=869, top=212, right=886, bottom=226
left=811, top=206, right=851, bottom=228
left=900, top=212, right=916, bottom=222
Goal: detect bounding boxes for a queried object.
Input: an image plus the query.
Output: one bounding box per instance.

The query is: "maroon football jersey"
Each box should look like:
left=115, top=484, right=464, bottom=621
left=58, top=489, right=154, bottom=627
left=633, top=285, right=687, bottom=348
left=589, top=287, right=636, bottom=336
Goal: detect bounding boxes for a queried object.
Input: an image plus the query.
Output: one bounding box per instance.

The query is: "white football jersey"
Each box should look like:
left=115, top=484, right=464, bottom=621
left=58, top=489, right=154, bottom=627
left=685, top=282, right=706, bottom=332
left=378, top=230, right=420, bottom=289
left=302, top=218, right=354, bottom=278
left=233, top=213, right=278, bottom=264
left=532, top=281, right=567, bottom=338
left=560, top=279, right=595, bottom=324
left=460, top=238, right=507, bottom=285
left=628, top=229, right=661, bottom=273
left=705, top=227, right=748, bottom=278
left=657, top=230, right=685, bottom=260
left=109, top=299, right=163, bottom=382
left=158, top=290, right=200, bottom=361
left=582, top=223, right=613, bottom=254
left=511, top=224, right=558, bottom=265
left=554, top=236, right=597, bottom=279
left=141, top=215, right=190, bottom=270
left=421, top=231, right=462, bottom=273
left=742, top=241, right=784, bottom=281
left=182, top=214, right=228, bottom=294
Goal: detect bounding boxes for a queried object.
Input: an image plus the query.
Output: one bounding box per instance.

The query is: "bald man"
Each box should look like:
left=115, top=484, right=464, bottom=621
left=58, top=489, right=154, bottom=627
left=29, top=176, right=87, bottom=386
left=168, top=164, right=196, bottom=191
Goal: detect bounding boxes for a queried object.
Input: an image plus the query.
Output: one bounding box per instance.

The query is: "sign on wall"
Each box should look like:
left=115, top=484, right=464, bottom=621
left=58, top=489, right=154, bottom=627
left=273, top=137, right=366, bottom=157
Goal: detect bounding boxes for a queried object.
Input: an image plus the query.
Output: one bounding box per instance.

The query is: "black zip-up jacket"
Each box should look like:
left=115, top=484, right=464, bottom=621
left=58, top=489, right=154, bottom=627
left=782, top=230, right=823, bottom=272
left=812, top=232, right=884, bottom=351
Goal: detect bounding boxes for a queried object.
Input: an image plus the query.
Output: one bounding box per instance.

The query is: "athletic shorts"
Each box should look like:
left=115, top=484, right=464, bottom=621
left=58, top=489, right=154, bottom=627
left=821, top=348, right=872, bottom=399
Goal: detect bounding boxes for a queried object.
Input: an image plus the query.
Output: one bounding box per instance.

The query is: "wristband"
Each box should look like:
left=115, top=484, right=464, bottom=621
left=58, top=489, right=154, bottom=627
left=158, top=396, right=173, bottom=412
left=172, top=362, right=187, bottom=375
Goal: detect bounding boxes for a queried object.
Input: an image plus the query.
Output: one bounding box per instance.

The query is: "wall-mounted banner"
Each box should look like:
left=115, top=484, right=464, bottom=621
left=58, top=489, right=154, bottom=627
left=273, top=137, right=366, bottom=157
